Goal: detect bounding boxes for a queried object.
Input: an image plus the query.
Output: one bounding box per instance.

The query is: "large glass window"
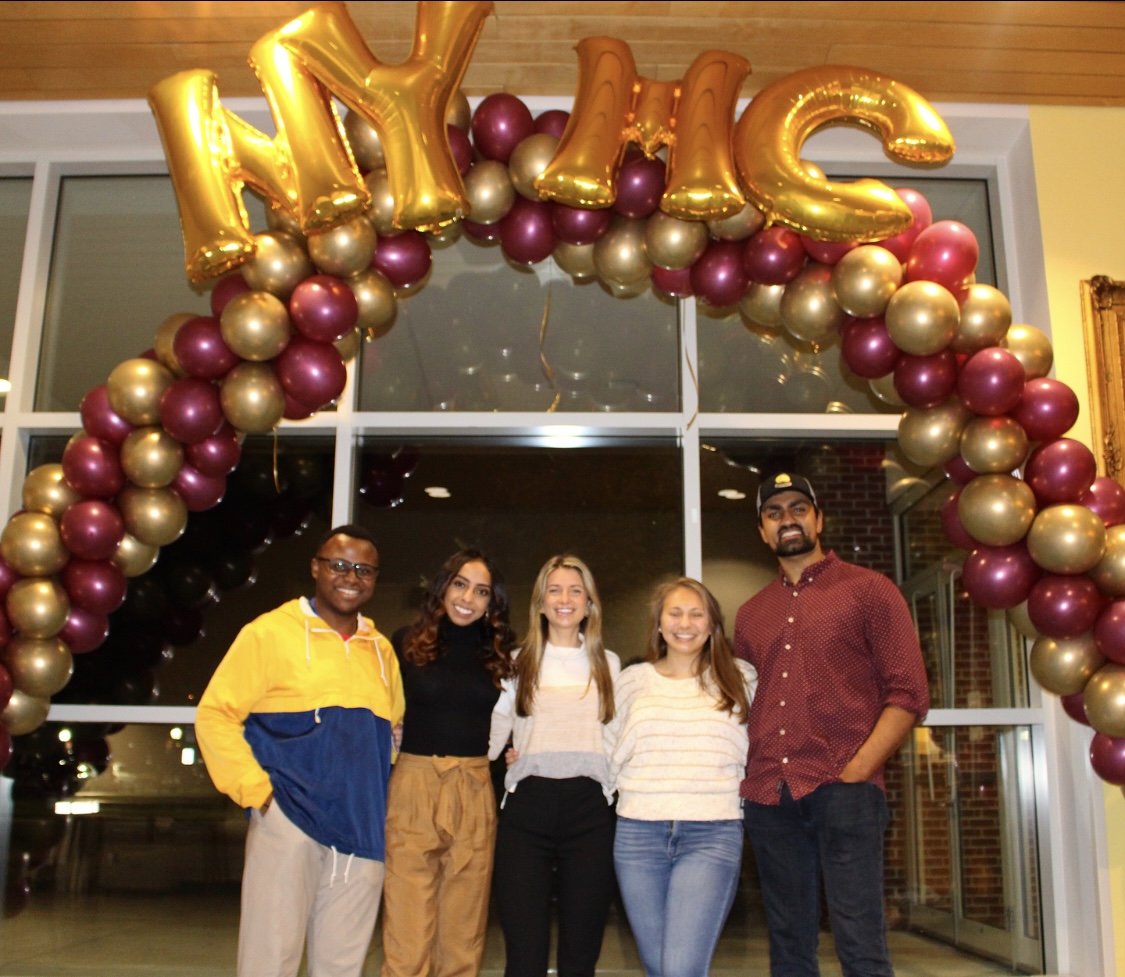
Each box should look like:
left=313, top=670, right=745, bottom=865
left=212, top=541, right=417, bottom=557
left=0, top=177, right=32, bottom=407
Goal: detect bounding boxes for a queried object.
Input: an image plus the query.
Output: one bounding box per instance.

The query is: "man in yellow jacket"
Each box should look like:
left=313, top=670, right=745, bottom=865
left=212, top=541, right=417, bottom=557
left=196, top=524, right=404, bottom=977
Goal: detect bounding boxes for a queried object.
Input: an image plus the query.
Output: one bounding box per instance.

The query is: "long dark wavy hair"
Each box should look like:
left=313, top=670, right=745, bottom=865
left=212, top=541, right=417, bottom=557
left=402, top=548, right=514, bottom=687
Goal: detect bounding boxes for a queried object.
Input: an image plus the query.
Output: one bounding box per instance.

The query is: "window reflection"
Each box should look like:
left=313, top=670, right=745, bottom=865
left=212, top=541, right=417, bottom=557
left=0, top=178, right=32, bottom=407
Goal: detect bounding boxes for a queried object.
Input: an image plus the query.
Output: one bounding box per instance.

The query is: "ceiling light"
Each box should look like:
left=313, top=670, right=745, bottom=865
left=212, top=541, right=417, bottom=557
left=717, top=489, right=747, bottom=500
left=424, top=486, right=451, bottom=498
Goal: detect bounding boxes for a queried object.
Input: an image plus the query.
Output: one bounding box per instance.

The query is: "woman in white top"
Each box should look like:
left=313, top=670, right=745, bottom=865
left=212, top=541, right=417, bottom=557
left=489, top=555, right=621, bottom=977
left=604, top=577, right=757, bottom=977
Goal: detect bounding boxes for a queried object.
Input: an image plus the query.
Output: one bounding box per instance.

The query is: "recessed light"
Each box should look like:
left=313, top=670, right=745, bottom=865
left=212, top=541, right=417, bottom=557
left=424, top=486, right=451, bottom=498
left=717, top=489, right=747, bottom=500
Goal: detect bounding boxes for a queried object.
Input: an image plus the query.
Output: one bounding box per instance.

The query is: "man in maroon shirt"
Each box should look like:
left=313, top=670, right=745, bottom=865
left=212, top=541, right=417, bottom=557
left=734, top=473, right=929, bottom=977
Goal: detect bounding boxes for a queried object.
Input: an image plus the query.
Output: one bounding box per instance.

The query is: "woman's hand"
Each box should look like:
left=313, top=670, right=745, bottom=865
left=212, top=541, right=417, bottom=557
left=393, top=723, right=404, bottom=751
left=505, top=747, right=519, bottom=768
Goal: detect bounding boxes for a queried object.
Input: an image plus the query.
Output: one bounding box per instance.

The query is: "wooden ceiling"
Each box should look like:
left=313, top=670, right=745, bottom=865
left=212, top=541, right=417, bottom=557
left=0, top=1, right=1122, bottom=106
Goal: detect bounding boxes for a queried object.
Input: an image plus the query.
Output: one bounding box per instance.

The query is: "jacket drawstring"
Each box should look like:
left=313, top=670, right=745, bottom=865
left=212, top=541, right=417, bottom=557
left=327, top=846, right=355, bottom=886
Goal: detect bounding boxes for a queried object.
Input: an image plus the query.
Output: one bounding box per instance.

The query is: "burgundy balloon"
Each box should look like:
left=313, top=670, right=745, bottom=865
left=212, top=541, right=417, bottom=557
left=371, top=231, right=432, bottom=289
left=1011, top=378, right=1080, bottom=442
left=462, top=219, right=501, bottom=243
left=210, top=274, right=251, bottom=318
left=1060, top=690, right=1091, bottom=726
left=1079, top=477, right=1125, bottom=528
left=1028, top=573, right=1103, bottom=639
left=534, top=109, right=570, bottom=139
left=62, top=436, right=125, bottom=499
left=743, top=226, right=807, bottom=285
left=651, top=265, right=694, bottom=298
left=877, top=188, right=934, bottom=262
left=62, top=559, right=127, bottom=615
left=289, top=274, right=359, bottom=343
left=80, top=384, right=135, bottom=446
left=185, top=423, right=242, bottom=478
left=1094, top=600, right=1125, bottom=665
left=61, top=606, right=110, bottom=654
left=160, top=377, right=225, bottom=445
left=1089, top=733, right=1125, bottom=785
left=172, top=463, right=227, bottom=512
left=840, top=317, right=900, bottom=379
left=961, top=542, right=1042, bottom=609
left=470, top=93, right=535, bottom=164
left=173, top=315, right=241, bottom=380
left=956, top=347, right=1026, bottom=416
left=690, top=240, right=749, bottom=308
left=905, top=220, right=980, bottom=292
left=276, top=337, right=348, bottom=409
left=1024, top=438, right=1098, bottom=506
left=799, top=237, right=855, bottom=265
left=283, top=394, right=318, bottom=421
left=59, top=500, right=125, bottom=562
left=551, top=203, right=611, bottom=246
left=941, top=490, right=975, bottom=550
left=499, top=197, right=557, bottom=265
left=893, top=350, right=959, bottom=409
left=0, top=723, right=10, bottom=770
left=943, top=455, right=977, bottom=485
left=447, top=124, right=473, bottom=176
left=0, top=558, right=19, bottom=601
left=0, top=661, right=11, bottom=712
left=612, top=156, right=666, bottom=219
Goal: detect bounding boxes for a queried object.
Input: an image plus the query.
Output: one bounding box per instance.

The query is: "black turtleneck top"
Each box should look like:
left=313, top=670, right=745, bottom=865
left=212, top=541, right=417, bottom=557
left=393, top=617, right=501, bottom=757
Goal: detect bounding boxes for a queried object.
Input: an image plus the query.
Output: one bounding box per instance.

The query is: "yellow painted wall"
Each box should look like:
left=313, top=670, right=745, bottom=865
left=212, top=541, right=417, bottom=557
left=1029, top=104, right=1125, bottom=977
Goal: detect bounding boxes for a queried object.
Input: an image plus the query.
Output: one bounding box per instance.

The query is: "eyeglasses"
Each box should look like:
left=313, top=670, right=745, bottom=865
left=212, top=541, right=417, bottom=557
left=314, top=557, right=379, bottom=580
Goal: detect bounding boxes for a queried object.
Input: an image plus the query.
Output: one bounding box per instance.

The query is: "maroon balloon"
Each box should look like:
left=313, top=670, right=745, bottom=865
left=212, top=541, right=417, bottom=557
left=79, top=385, right=135, bottom=446
left=551, top=203, right=611, bottom=246
left=943, top=454, right=977, bottom=485
left=894, top=350, right=959, bottom=409
left=840, top=317, right=900, bottom=379
left=941, top=490, right=975, bottom=550
left=447, top=123, right=473, bottom=176
left=0, top=661, right=11, bottom=712
left=173, top=315, right=241, bottom=380
left=59, top=500, right=125, bottom=562
left=283, top=394, right=318, bottom=421
left=1079, top=477, right=1125, bottom=528
left=0, top=723, right=10, bottom=770
left=877, top=188, right=934, bottom=262
left=799, top=237, right=855, bottom=265
left=956, top=347, right=1026, bottom=416
left=962, top=543, right=1041, bottom=609
left=499, top=197, right=557, bottom=265
left=471, top=93, right=535, bottom=164
left=1094, top=599, right=1125, bottom=665
left=1060, top=690, right=1091, bottom=726
left=210, top=274, right=251, bottom=317
left=905, top=220, right=980, bottom=292
left=160, top=377, right=225, bottom=445
left=1010, top=378, right=1079, bottom=443
left=690, top=240, right=749, bottom=308
left=1028, top=573, right=1103, bottom=639
left=1024, top=438, right=1098, bottom=506
left=62, top=559, right=127, bottom=615
left=275, top=337, right=348, bottom=409
left=1090, top=733, right=1125, bottom=785
left=612, top=156, right=666, bottom=219
left=289, top=274, right=359, bottom=343
left=371, top=231, right=432, bottom=289
left=743, top=226, right=806, bottom=285
left=534, top=109, right=570, bottom=139
left=61, top=606, right=110, bottom=654
left=462, top=219, right=501, bottom=243
left=172, top=464, right=227, bottom=512
left=185, top=423, right=242, bottom=478
left=651, top=265, right=693, bottom=298
left=0, top=558, right=19, bottom=602
left=62, top=436, right=125, bottom=499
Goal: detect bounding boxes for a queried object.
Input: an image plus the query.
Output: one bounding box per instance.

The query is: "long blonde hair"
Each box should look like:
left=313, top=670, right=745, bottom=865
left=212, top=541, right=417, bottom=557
left=514, top=555, right=615, bottom=723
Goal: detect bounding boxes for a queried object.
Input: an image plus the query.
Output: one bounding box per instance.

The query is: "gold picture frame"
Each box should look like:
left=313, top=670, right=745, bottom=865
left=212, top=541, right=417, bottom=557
left=1081, top=275, right=1125, bottom=486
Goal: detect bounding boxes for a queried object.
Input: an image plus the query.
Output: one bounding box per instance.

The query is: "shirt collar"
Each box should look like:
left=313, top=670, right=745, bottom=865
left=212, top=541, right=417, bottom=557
left=776, top=549, right=838, bottom=587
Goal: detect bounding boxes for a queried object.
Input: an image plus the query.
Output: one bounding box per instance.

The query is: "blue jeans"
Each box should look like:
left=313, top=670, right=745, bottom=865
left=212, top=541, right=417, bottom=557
left=743, top=782, right=893, bottom=977
left=613, top=818, right=743, bottom=977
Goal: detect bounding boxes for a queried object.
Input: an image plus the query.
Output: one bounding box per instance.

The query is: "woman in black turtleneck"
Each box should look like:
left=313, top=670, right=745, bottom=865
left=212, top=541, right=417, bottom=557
left=381, top=549, right=515, bottom=977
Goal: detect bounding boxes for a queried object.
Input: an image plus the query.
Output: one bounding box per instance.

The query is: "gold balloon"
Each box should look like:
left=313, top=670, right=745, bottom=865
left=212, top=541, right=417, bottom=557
left=335, top=327, right=362, bottom=363
left=739, top=283, right=786, bottom=332
left=3, top=635, right=73, bottom=698
left=107, top=358, right=175, bottom=426
left=1027, top=504, right=1107, bottom=575
left=7, top=578, right=70, bottom=639
left=121, top=427, right=185, bottom=489
left=447, top=90, right=472, bottom=133
left=307, top=214, right=377, bottom=277
left=780, top=263, right=846, bottom=344
left=1008, top=599, right=1039, bottom=639
left=1085, top=663, right=1125, bottom=738
left=221, top=291, right=292, bottom=362
left=870, top=372, right=906, bottom=408
left=118, top=485, right=188, bottom=548
left=644, top=211, right=709, bottom=271
left=898, top=398, right=973, bottom=467
left=1, top=689, right=50, bottom=736
left=266, top=201, right=305, bottom=239
left=553, top=241, right=598, bottom=281
left=113, top=532, right=160, bottom=578
left=957, top=473, right=1037, bottom=547
left=0, top=512, right=68, bottom=578
left=154, top=312, right=194, bottom=377
left=364, top=168, right=398, bottom=235
left=509, top=134, right=560, bottom=201
left=241, top=231, right=314, bottom=300
left=1092, top=525, right=1125, bottom=597
left=347, top=268, right=397, bottom=340
left=343, top=108, right=385, bottom=172
left=22, top=464, right=79, bottom=519
left=885, top=280, right=960, bottom=355
left=707, top=203, right=766, bottom=242
left=1030, top=633, right=1104, bottom=696
left=1001, top=323, right=1054, bottom=380
left=734, top=66, right=954, bottom=241
left=960, top=416, right=1029, bottom=474
left=831, top=245, right=902, bottom=319
left=593, top=218, right=652, bottom=287
left=599, top=278, right=650, bottom=301
left=465, top=160, right=516, bottom=225
left=952, top=284, right=1012, bottom=354
left=220, top=362, right=286, bottom=434
left=427, top=221, right=463, bottom=250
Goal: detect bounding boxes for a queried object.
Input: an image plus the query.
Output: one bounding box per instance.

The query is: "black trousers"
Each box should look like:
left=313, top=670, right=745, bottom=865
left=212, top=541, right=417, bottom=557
left=493, top=776, right=617, bottom=977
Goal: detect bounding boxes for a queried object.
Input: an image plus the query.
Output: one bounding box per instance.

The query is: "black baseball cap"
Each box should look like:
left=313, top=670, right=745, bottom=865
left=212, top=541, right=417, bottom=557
left=756, top=473, right=818, bottom=515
